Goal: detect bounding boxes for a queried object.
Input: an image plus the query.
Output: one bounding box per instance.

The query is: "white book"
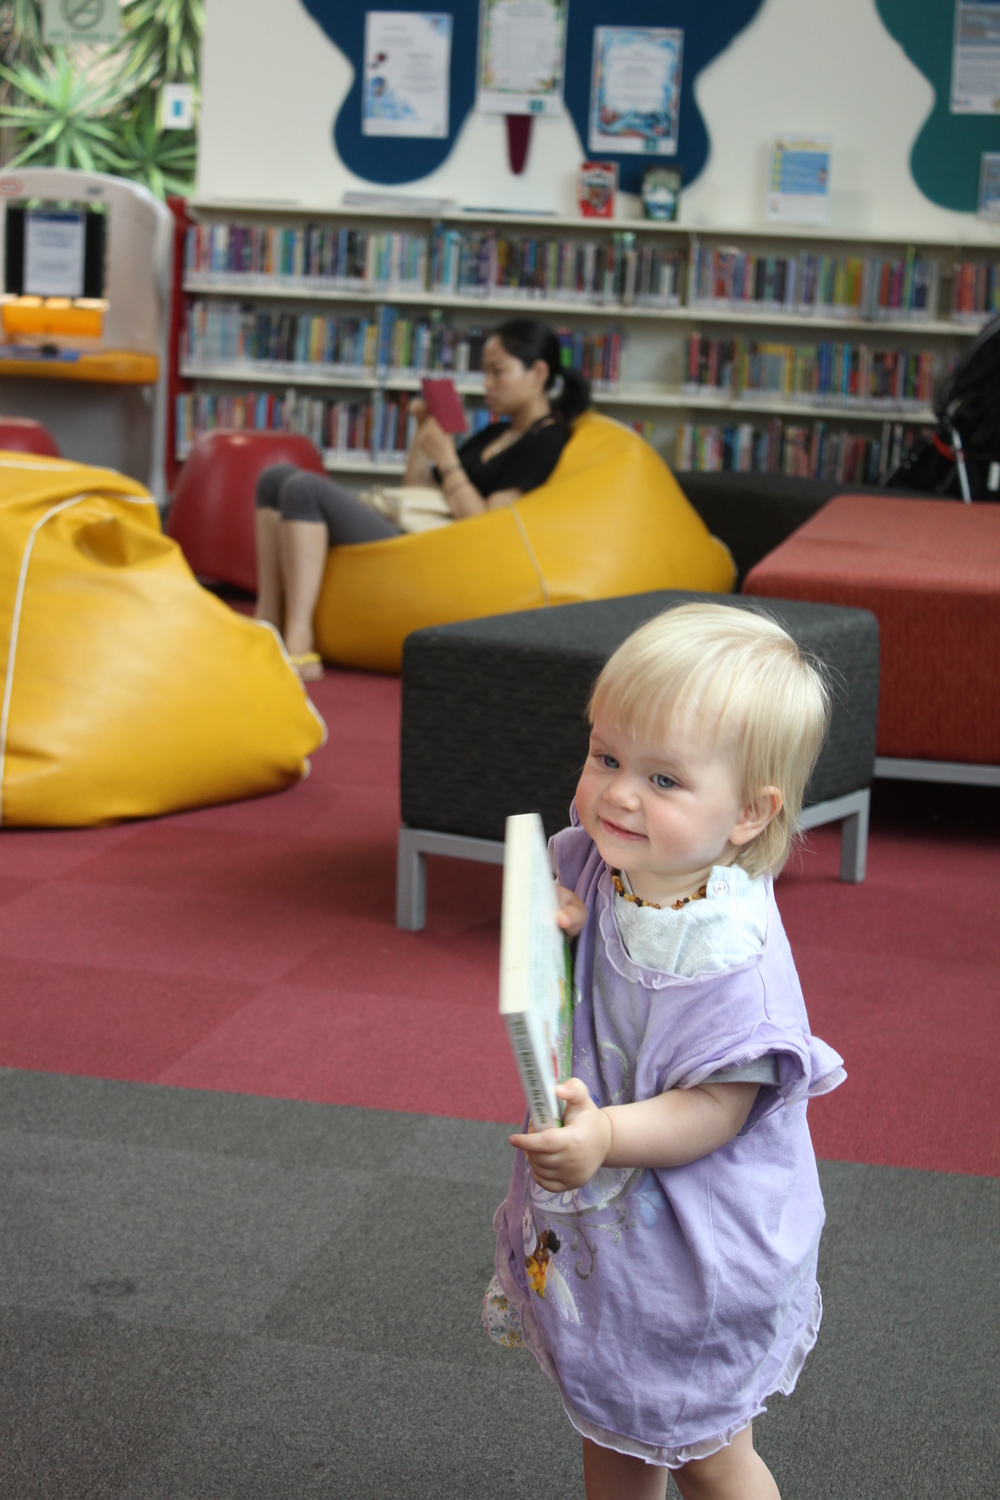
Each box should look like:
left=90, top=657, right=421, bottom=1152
left=499, top=813, right=574, bottom=1130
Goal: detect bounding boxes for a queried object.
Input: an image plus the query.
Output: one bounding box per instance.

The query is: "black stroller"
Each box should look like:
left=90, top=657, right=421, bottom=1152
left=883, top=312, right=1000, bottom=501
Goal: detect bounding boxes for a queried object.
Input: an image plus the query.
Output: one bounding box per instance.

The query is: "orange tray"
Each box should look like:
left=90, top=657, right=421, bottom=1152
left=0, top=349, right=158, bottom=384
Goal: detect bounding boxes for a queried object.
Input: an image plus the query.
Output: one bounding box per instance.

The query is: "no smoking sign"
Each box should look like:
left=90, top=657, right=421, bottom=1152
left=43, top=0, right=121, bottom=46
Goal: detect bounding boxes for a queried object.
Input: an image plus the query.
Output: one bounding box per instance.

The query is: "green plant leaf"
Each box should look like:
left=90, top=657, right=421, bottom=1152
left=0, top=1, right=202, bottom=196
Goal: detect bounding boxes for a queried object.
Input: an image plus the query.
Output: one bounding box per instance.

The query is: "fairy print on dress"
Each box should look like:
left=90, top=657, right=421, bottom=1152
left=521, top=1204, right=581, bottom=1324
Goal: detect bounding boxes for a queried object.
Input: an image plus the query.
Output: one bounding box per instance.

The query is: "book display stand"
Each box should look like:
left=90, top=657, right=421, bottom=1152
left=177, top=200, right=996, bottom=486
left=0, top=168, right=173, bottom=504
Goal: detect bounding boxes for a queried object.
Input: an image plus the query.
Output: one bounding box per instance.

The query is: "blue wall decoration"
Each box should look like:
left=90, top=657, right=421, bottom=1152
left=301, top=0, right=765, bottom=191
left=300, top=0, right=480, bottom=185
left=877, top=0, right=1000, bottom=213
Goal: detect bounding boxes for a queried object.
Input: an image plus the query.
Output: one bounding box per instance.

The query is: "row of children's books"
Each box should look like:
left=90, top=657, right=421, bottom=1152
left=184, top=300, right=487, bottom=377
left=429, top=226, right=684, bottom=308
left=182, top=299, right=623, bottom=389
left=182, top=222, right=681, bottom=308
left=184, top=221, right=1000, bottom=331
left=688, top=244, right=940, bottom=322
left=675, top=417, right=925, bottom=483
left=184, top=222, right=426, bottom=290
left=683, top=333, right=942, bottom=408
left=952, top=260, right=1000, bottom=321
left=175, top=387, right=494, bottom=462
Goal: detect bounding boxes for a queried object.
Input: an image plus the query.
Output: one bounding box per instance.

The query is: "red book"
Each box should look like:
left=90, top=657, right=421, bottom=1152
left=421, top=376, right=467, bottom=434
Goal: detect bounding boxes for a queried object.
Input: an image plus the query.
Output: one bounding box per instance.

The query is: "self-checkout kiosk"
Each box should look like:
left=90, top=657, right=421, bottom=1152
left=0, top=167, right=173, bottom=504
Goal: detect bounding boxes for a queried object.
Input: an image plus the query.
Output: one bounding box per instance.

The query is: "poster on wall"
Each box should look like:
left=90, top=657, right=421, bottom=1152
left=950, top=1, right=1000, bottom=113
left=363, top=12, right=452, bottom=137
left=765, top=139, right=831, bottom=225
left=588, top=27, right=684, bottom=157
left=979, top=151, right=1000, bottom=213
left=476, top=0, right=568, bottom=116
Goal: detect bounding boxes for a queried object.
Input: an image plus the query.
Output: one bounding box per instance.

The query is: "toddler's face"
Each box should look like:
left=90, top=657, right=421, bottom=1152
left=576, top=711, right=751, bottom=906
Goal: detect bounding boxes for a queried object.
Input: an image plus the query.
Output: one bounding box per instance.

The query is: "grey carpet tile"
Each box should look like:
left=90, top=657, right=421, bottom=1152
left=0, top=1067, right=514, bottom=1178
left=0, top=1133, right=376, bottom=1333
left=0, top=1070, right=997, bottom=1499
left=113, top=1340, right=581, bottom=1500
left=0, top=1309, right=240, bottom=1499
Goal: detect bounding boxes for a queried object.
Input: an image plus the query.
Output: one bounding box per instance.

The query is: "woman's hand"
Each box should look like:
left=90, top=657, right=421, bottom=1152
left=414, top=413, right=457, bottom=469
left=403, top=398, right=433, bottom=484
left=554, top=883, right=587, bottom=938
left=509, top=1079, right=611, bottom=1192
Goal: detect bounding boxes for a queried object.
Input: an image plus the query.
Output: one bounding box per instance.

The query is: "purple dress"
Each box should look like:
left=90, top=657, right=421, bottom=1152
left=492, top=819, right=846, bottom=1464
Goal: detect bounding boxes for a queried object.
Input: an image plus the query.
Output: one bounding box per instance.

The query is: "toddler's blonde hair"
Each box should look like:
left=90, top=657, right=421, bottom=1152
left=588, top=603, right=831, bottom=879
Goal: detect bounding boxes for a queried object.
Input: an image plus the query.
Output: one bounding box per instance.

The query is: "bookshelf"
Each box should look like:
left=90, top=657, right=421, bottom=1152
left=176, top=203, right=999, bottom=482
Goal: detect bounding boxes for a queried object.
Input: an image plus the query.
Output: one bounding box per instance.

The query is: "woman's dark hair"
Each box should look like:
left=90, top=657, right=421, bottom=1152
left=492, top=318, right=591, bottom=425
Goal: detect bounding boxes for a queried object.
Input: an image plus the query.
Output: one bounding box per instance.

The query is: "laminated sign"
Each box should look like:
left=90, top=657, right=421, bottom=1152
left=43, top=0, right=120, bottom=46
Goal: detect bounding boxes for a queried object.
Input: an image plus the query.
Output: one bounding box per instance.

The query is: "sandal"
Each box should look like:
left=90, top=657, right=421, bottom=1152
left=288, top=650, right=325, bottom=682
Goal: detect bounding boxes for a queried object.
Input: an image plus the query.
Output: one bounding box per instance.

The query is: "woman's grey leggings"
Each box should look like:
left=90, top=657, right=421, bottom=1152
left=255, top=463, right=400, bottom=544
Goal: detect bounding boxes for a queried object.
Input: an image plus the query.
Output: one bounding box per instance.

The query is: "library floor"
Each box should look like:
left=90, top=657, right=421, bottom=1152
left=0, top=670, right=997, bottom=1498
left=1, top=1074, right=997, bottom=1500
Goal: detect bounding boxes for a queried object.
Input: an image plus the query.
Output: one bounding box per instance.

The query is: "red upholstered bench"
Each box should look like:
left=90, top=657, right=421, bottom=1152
left=745, top=494, right=1000, bottom=785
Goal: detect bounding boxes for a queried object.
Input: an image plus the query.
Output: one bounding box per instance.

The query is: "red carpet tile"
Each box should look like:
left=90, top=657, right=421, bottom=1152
left=0, top=669, right=997, bottom=1177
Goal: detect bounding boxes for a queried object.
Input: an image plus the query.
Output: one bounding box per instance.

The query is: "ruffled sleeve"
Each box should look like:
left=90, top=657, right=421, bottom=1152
left=667, top=1021, right=846, bottom=1132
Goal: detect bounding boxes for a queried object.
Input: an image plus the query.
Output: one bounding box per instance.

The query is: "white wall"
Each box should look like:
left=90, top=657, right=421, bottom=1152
left=198, top=0, right=1000, bottom=242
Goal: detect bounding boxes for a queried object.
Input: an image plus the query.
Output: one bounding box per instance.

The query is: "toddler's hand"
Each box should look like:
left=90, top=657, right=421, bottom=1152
left=509, top=1078, right=611, bottom=1193
left=554, top=884, right=587, bottom=939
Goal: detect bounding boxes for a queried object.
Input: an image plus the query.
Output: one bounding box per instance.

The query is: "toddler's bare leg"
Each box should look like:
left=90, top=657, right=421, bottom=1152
left=672, top=1425, right=779, bottom=1500
left=582, top=1438, right=668, bottom=1500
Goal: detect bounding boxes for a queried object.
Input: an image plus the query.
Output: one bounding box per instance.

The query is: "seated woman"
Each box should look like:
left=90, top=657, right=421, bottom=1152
left=254, top=318, right=590, bottom=678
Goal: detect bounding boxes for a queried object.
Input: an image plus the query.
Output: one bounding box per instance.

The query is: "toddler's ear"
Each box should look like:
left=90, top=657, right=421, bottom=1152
left=730, top=786, right=783, bottom=847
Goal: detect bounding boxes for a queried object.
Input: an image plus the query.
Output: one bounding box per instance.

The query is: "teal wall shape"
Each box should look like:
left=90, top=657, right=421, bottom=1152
left=877, top=0, right=1000, bottom=211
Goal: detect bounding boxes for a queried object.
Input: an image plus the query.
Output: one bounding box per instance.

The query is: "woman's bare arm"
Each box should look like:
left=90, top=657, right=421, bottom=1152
left=408, top=410, right=524, bottom=516
left=403, top=445, right=436, bottom=486
left=403, top=397, right=435, bottom=485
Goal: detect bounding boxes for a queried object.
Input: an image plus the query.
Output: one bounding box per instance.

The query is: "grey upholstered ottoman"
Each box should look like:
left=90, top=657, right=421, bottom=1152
left=398, top=592, right=880, bottom=929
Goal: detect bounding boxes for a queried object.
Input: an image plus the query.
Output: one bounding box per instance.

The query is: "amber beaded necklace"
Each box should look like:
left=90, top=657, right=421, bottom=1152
left=611, top=873, right=709, bottom=912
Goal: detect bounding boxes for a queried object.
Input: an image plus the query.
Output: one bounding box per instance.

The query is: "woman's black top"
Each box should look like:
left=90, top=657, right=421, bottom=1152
left=453, top=418, right=570, bottom=497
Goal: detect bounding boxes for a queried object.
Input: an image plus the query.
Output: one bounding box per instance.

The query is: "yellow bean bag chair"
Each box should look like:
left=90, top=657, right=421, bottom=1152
left=313, top=412, right=735, bottom=673
left=0, top=453, right=325, bottom=827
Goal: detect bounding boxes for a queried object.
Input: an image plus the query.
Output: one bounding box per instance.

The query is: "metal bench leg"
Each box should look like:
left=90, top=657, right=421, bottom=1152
left=396, top=827, right=427, bottom=931
left=395, top=826, right=507, bottom=930
left=839, top=788, right=870, bottom=884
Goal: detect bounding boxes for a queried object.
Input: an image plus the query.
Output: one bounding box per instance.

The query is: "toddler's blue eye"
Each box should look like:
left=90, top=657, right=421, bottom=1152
left=652, top=774, right=676, bottom=790
left=598, top=753, right=619, bottom=769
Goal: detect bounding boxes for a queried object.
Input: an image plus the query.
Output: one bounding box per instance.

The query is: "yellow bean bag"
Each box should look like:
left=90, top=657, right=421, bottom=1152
left=313, top=412, right=735, bottom=673
left=0, top=453, right=325, bottom=827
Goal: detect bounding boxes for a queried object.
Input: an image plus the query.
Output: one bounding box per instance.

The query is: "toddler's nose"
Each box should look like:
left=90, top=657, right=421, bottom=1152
left=605, top=773, right=640, bottom=808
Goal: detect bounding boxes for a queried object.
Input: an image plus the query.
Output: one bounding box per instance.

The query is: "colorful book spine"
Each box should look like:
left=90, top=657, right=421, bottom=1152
left=184, top=223, right=425, bottom=290
left=952, top=259, right=1000, bottom=321
left=183, top=299, right=624, bottom=390
left=682, top=333, right=939, bottom=408
left=177, top=387, right=501, bottom=460
left=674, top=417, right=928, bottom=481
left=688, top=244, right=939, bottom=321
left=183, top=222, right=681, bottom=310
